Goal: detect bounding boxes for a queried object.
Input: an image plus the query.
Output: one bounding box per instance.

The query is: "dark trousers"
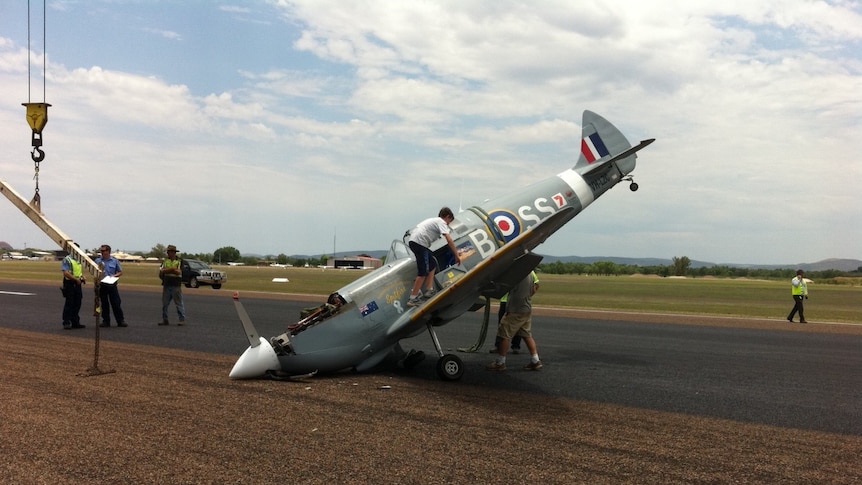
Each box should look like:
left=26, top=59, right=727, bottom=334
left=787, top=295, right=805, bottom=322
left=62, top=280, right=83, bottom=326
left=494, top=301, right=523, bottom=349
left=99, top=283, right=125, bottom=324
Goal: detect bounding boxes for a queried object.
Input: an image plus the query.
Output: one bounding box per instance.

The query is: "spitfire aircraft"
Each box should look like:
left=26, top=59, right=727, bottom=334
left=230, top=110, right=654, bottom=381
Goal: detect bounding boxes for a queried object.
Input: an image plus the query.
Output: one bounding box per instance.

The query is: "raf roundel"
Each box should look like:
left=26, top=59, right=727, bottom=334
left=489, top=210, right=521, bottom=242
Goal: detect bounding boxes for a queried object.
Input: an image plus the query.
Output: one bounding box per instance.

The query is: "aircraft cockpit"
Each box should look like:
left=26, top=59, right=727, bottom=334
left=386, top=238, right=412, bottom=262
left=286, top=292, right=347, bottom=336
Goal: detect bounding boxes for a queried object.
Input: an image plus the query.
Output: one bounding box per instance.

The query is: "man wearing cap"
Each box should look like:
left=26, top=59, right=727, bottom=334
left=159, top=244, right=185, bottom=325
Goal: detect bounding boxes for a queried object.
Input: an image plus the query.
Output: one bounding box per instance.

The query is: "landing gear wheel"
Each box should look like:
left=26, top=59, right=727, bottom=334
left=436, top=354, right=464, bottom=381
left=403, top=349, right=425, bottom=370
left=629, top=182, right=639, bottom=192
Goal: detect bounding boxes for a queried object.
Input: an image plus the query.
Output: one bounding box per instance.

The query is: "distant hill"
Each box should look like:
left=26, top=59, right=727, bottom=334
left=731, top=258, right=862, bottom=272
left=293, top=251, right=861, bottom=272
left=537, top=256, right=861, bottom=272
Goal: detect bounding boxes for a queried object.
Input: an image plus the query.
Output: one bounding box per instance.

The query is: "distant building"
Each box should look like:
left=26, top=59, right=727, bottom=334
left=110, top=251, right=145, bottom=262
left=327, top=256, right=382, bottom=269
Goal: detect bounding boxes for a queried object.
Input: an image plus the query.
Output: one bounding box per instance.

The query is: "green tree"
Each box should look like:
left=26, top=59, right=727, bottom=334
left=590, top=261, right=619, bottom=276
left=671, top=256, right=691, bottom=276
left=150, top=243, right=167, bottom=259
left=213, top=246, right=240, bottom=264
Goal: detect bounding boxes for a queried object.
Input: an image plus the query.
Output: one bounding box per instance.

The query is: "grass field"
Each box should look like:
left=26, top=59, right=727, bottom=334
left=2, top=260, right=860, bottom=323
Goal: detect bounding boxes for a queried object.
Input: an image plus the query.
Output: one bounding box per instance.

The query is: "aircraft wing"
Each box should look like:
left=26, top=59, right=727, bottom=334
left=386, top=207, right=576, bottom=339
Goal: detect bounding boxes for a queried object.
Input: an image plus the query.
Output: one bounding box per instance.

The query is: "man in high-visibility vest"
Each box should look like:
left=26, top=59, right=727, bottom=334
left=159, top=244, right=185, bottom=325
left=787, top=269, right=809, bottom=323
left=60, top=253, right=86, bottom=329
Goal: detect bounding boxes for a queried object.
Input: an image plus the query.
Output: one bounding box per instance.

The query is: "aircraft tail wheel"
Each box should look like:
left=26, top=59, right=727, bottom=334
left=436, top=354, right=464, bottom=381
left=629, top=182, right=639, bottom=192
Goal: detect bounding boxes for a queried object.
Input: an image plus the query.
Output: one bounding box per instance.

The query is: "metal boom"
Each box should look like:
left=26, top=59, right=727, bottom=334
left=0, top=176, right=102, bottom=279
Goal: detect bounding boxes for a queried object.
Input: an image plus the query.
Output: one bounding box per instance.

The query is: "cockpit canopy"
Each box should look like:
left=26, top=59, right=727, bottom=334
left=386, top=239, right=413, bottom=263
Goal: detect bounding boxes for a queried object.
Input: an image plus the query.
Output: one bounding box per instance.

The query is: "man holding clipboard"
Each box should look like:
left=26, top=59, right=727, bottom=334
left=95, top=244, right=127, bottom=327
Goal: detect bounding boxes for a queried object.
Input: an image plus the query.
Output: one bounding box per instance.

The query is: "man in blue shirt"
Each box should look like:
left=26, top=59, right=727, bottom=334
left=95, top=244, right=127, bottom=327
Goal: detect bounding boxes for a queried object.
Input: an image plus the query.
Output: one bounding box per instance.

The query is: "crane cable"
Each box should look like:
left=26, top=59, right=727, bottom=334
left=25, top=0, right=50, bottom=211
left=27, top=0, right=47, bottom=104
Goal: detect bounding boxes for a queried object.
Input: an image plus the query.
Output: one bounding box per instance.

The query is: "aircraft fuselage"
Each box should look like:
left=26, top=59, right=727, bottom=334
left=229, top=110, right=653, bottom=380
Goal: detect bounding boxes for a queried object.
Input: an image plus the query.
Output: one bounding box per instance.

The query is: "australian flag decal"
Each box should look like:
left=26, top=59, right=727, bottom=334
left=581, top=132, right=610, bottom=164
left=360, top=300, right=379, bottom=317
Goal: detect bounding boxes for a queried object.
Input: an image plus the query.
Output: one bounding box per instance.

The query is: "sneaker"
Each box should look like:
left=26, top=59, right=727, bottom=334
left=158, top=320, right=169, bottom=326
left=99, top=322, right=110, bottom=328
left=178, top=319, right=185, bottom=326
left=63, top=323, right=72, bottom=330
left=70, top=324, right=86, bottom=329
left=422, top=288, right=437, bottom=299
left=117, top=322, right=128, bottom=327
left=486, top=362, right=506, bottom=371
left=406, top=295, right=423, bottom=307
left=524, top=361, right=543, bottom=371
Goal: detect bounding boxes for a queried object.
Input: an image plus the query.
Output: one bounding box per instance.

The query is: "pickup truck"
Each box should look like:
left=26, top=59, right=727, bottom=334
left=181, top=259, right=226, bottom=289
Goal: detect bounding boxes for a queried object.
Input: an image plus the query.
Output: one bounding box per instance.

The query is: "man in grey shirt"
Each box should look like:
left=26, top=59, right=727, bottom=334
left=487, top=273, right=542, bottom=371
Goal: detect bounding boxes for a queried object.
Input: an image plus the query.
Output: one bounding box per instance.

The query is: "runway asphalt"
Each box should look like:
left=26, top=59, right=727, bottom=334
left=2, top=280, right=860, bottom=436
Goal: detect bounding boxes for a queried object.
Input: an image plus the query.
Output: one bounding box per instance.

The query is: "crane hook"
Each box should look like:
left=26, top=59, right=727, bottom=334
left=31, top=145, right=45, bottom=163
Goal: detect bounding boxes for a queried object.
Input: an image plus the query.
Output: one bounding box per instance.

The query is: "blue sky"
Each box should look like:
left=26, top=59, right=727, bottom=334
left=1, top=0, right=860, bottom=265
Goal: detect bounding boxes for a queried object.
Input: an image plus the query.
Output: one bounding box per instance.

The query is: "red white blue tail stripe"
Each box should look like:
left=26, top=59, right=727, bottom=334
left=581, top=133, right=610, bottom=163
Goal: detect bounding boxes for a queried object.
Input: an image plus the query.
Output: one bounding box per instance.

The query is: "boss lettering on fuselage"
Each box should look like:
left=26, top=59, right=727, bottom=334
left=518, top=193, right=567, bottom=229
left=470, top=193, right=569, bottom=259
left=468, top=228, right=497, bottom=259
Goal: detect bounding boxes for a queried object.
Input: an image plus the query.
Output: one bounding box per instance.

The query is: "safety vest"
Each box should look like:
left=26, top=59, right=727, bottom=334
left=162, top=258, right=182, bottom=282
left=791, top=277, right=807, bottom=296
left=64, top=256, right=82, bottom=279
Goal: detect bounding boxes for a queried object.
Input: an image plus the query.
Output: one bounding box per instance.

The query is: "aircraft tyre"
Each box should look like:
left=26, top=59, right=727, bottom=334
left=436, top=354, right=464, bottom=381
left=630, top=182, right=639, bottom=191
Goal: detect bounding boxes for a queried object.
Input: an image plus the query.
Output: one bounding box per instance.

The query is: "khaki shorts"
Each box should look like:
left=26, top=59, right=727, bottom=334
left=497, top=312, right=532, bottom=340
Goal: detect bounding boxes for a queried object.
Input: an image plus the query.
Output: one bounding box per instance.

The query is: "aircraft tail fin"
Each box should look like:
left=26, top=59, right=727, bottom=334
left=574, top=111, right=651, bottom=176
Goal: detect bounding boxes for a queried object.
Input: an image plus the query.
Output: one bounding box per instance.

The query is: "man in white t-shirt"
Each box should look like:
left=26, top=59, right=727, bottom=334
left=406, top=207, right=461, bottom=307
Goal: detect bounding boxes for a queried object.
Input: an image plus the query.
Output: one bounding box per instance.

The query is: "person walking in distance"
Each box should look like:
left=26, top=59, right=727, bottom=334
left=787, top=269, right=809, bottom=323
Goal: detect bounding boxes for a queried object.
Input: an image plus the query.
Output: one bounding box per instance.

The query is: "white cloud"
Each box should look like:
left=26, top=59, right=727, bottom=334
left=143, top=27, right=182, bottom=41
left=0, top=1, right=859, bottom=264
